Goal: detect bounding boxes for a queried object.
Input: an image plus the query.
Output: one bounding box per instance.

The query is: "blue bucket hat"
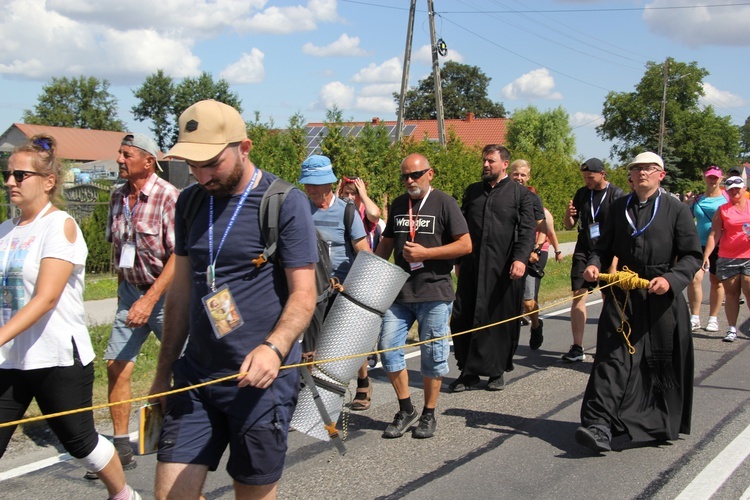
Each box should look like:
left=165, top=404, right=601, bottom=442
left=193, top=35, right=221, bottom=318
left=299, top=155, right=337, bottom=185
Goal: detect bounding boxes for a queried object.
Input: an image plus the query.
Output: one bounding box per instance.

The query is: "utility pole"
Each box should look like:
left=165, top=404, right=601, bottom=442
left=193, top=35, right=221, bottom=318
left=396, top=0, right=417, bottom=143
left=427, top=0, right=446, bottom=147
left=658, top=58, right=669, bottom=158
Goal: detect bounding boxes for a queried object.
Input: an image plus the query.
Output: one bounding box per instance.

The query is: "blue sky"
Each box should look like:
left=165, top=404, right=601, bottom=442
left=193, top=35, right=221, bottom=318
left=0, top=0, right=748, bottom=163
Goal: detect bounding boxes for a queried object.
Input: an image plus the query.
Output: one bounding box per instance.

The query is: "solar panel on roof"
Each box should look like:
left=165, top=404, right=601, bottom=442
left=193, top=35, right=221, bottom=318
left=403, top=125, right=417, bottom=136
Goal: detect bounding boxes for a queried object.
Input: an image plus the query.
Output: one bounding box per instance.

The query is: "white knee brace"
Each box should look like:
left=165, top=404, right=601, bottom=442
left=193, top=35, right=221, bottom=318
left=76, top=435, right=115, bottom=473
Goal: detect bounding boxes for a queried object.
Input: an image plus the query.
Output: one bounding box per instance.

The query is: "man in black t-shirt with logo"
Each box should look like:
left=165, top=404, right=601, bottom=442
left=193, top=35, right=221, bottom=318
left=562, top=158, right=624, bottom=362
left=375, top=153, right=471, bottom=440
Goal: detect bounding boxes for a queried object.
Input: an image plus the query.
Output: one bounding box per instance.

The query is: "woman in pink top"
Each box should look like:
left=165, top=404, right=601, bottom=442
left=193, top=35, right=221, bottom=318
left=703, top=176, right=750, bottom=342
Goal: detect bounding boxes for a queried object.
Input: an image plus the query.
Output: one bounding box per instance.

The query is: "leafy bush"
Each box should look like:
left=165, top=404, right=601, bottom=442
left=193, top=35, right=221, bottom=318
left=80, top=191, right=112, bottom=274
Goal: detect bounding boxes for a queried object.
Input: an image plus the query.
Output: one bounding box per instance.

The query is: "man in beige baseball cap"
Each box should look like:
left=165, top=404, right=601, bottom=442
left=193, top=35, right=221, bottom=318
left=153, top=99, right=319, bottom=498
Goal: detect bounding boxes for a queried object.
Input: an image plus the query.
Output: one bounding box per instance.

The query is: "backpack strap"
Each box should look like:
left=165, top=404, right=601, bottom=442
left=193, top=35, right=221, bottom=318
left=253, top=178, right=296, bottom=267
left=343, top=198, right=356, bottom=252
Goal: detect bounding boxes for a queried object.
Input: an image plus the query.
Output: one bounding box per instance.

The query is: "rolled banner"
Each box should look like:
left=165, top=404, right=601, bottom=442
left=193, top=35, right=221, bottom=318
left=291, top=251, right=409, bottom=441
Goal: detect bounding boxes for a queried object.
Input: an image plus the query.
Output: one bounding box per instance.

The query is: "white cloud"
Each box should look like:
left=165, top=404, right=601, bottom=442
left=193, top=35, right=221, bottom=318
left=359, top=83, right=400, bottom=97
left=219, top=49, right=265, bottom=84
left=302, top=34, right=370, bottom=57
left=354, top=95, right=396, bottom=114
left=0, top=0, right=200, bottom=81
left=311, top=81, right=355, bottom=111
left=699, top=82, right=749, bottom=109
left=413, top=44, right=464, bottom=65
left=502, top=68, right=562, bottom=101
left=352, top=58, right=402, bottom=83
left=241, top=0, right=340, bottom=34
left=570, top=112, right=604, bottom=128
left=643, top=0, right=750, bottom=47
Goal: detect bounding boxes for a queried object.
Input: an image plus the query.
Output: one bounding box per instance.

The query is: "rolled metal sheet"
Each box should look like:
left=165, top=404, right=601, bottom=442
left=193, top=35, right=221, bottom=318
left=291, top=251, right=408, bottom=441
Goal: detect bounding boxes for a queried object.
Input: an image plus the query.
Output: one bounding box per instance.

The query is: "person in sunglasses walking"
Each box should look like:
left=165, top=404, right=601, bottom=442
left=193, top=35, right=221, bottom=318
left=702, top=175, right=750, bottom=342
left=0, top=134, right=141, bottom=499
left=375, top=153, right=471, bottom=439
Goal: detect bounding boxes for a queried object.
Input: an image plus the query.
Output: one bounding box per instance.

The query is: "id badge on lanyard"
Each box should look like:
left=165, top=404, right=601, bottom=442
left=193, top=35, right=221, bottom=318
left=119, top=241, right=136, bottom=269
left=202, top=284, right=244, bottom=339
left=588, top=223, right=600, bottom=240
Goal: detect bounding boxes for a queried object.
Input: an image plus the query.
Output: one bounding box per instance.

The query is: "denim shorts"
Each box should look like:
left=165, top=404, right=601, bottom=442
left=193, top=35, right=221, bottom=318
left=378, top=300, right=451, bottom=378
left=716, top=257, right=750, bottom=281
left=104, top=281, right=165, bottom=363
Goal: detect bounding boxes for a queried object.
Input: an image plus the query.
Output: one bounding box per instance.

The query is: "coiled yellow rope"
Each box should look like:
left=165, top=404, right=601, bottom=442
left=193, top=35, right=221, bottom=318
left=1, top=273, right=644, bottom=430
left=596, top=267, right=650, bottom=354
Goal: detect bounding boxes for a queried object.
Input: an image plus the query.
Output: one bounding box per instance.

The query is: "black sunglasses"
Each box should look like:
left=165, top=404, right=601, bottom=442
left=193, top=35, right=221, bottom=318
left=725, top=178, right=744, bottom=187
left=400, top=168, right=431, bottom=181
left=2, top=170, right=44, bottom=183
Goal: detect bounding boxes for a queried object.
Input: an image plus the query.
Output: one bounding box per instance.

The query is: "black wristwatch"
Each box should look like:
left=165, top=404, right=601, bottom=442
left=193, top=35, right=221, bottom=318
left=533, top=247, right=542, bottom=255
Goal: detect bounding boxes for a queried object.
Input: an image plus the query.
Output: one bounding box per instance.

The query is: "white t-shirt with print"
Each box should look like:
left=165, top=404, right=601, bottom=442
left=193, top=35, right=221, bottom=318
left=0, top=210, right=93, bottom=369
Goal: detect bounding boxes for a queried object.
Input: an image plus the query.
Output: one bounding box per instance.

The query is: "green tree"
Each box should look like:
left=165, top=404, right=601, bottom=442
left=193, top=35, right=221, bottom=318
left=506, top=106, right=576, bottom=158
left=597, top=58, right=740, bottom=189
left=395, top=61, right=506, bottom=120
left=739, top=115, right=750, bottom=162
left=131, top=70, right=175, bottom=151
left=23, top=76, right=125, bottom=131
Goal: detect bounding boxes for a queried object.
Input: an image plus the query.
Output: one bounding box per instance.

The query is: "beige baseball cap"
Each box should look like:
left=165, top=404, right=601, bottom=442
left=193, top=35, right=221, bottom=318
left=166, top=100, right=247, bottom=162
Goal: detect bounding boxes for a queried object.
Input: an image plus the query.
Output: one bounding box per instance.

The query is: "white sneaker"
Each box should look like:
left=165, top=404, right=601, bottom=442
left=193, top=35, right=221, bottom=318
left=705, top=319, right=719, bottom=332
left=691, top=318, right=700, bottom=332
left=723, top=331, right=737, bottom=342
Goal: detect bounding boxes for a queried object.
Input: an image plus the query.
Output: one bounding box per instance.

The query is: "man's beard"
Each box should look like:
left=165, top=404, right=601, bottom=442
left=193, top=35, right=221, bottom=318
left=407, top=185, right=424, bottom=198
left=203, top=157, right=244, bottom=197
left=481, top=170, right=500, bottom=183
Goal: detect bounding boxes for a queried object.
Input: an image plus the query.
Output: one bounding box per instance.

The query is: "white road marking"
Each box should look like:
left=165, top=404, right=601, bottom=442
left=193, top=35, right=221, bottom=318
left=675, top=423, right=750, bottom=499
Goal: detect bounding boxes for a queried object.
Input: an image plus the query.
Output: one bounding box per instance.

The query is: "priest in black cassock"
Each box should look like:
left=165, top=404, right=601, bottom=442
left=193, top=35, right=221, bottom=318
left=449, top=144, right=536, bottom=392
left=576, top=151, right=702, bottom=453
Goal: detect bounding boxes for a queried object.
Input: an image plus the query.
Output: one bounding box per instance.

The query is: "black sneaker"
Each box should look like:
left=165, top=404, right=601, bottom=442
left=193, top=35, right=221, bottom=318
left=412, top=413, right=437, bottom=439
left=575, top=426, right=611, bottom=452
left=448, top=374, right=480, bottom=393
left=562, top=344, right=585, bottom=362
left=382, top=409, right=419, bottom=438
left=486, top=374, right=505, bottom=391
left=530, top=319, right=544, bottom=350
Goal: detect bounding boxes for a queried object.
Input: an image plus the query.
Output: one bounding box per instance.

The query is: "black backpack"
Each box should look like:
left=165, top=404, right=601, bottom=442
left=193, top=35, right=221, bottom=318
left=182, top=178, right=355, bottom=353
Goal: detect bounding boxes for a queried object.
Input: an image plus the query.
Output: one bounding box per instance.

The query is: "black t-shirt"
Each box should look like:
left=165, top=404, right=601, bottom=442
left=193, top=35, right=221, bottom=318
left=572, top=183, right=624, bottom=253
left=529, top=191, right=544, bottom=221
left=383, top=188, right=469, bottom=302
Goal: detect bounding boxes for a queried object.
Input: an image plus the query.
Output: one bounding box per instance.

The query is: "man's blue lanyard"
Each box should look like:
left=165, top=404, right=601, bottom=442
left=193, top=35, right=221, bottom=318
left=625, top=192, right=661, bottom=237
left=590, top=183, right=609, bottom=221
left=207, top=168, right=259, bottom=292
left=123, top=194, right=139, bottom=241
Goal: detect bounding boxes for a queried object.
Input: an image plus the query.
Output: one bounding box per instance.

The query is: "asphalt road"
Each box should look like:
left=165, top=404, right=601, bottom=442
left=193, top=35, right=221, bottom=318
left=2, top=269, right=750, bottom=499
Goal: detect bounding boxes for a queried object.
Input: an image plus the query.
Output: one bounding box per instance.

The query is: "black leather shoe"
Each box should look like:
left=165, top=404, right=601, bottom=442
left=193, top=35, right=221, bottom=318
left=412, top=413, right=437, bottom=439
left=486, top=374, right=505, bottom=391
left=448, top=374, right=480, bottom=393
left=575, top=426, right=611, bottom=452
left=382, top=409, right=419, bottom=438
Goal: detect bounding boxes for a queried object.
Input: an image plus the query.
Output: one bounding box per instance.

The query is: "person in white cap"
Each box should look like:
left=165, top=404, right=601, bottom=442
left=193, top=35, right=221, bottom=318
left=576, top=151, right=702, bottom=453
left=149, top=100, right=318, bottom=499
left=702, top=175, right=750, bottom=342
left=99, top=132, right=179, bottom=474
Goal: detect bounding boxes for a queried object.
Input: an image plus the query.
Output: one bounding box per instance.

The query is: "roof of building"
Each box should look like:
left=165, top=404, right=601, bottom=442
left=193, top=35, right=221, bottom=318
left=305, top=113, right=508, bottom=156
left=1, top=123, right=162, bottom=163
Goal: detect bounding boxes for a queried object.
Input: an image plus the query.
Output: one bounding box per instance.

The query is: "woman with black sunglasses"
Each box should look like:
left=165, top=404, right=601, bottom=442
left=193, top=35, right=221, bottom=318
left=703, top=175, right=750, bottom=342
left=0, top=134, right=141, bottom=499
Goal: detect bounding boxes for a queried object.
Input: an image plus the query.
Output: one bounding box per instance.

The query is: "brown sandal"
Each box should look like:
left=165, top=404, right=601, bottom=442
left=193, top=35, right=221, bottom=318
left=350, top=381, right=372, bottom=411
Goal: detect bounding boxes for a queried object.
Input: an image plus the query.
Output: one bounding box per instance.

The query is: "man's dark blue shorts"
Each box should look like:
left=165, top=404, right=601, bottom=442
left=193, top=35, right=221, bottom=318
left=157, top=358, right=299, bottom=485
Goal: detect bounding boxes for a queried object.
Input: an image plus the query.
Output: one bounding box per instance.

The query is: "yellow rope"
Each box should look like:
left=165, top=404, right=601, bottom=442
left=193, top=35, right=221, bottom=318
left=1, top=273, right=646, bottom=430
left=596, top=267, right=650, bottom=354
